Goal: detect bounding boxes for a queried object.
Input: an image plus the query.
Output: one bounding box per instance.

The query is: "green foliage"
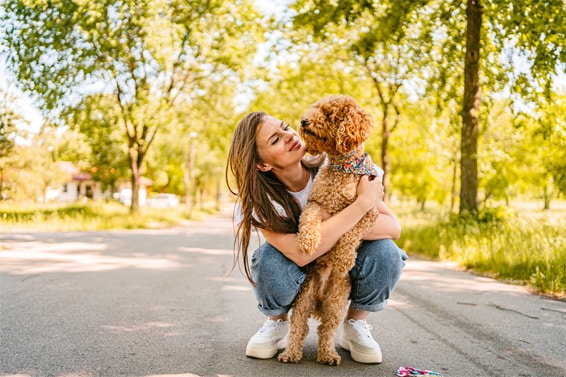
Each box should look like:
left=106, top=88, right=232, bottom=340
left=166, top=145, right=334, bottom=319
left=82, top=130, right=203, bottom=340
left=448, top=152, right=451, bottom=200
left=290, top=0, right=438, bottom=200
left=248, top=49, right=373, bottom=126
left=0, top=79, right=33, bottom=200
left=3, top=126, right=68, bottom=202
left=1, top=0, right=565, bottom=215
left=1, top=0, right=265, bottom=211
left=487, top=0, right=566, bottom=98
left=64, top=94, right=130, bottom=191
left=389, top=98, right=456, bottom=207
left=0, top=84, right=21, bottom=158
left=538, top=93, right=566, bottom=197
left=397, top=204, right=566, bottom=298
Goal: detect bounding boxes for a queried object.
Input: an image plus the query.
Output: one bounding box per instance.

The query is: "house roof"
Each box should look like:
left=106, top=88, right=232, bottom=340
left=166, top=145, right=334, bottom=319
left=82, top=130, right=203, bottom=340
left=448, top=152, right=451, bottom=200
left=58, top=161, right=92, bottom=182
left=58, top=161, right=154, bottom=185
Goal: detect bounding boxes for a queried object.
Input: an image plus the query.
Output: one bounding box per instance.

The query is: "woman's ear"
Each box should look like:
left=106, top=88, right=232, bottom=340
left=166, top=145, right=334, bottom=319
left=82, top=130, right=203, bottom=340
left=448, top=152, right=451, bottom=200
left=256, top=162, right=272, bottom=172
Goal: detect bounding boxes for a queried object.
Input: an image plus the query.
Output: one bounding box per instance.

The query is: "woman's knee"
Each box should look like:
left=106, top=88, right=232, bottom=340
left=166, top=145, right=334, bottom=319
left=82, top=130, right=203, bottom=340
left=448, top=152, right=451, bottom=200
left=354, top=239, right=408, bottom=278
left=349, top=239, right=408, bottom=311
left=252, top=243, right=303, bottom=283
left=251, top=243, right=305, bottom=315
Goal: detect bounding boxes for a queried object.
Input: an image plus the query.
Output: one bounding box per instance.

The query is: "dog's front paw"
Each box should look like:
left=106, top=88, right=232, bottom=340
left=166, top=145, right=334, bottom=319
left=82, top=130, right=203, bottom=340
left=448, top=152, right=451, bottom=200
left=278, top=349, right=303, bottom=363
left=317, top=350, right=341, bottom=366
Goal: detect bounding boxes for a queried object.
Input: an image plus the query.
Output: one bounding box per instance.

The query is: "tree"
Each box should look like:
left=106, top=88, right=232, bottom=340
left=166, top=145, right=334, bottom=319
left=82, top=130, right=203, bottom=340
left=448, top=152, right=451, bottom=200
left=64, top=94, right=130, bottom=195
left=288, top=0, right=566, bottom=213
left=9, top=126, right=68, bottom=202
left=0, top=83, right=19, bottom=157
left=1, top=0, right=264, bottom=212
left=248, top=47, right=373, bottom=127
left=146, top=77, right=242, bottom=212
left=478, top=99, right=521, bottom=205
left=389, top=97, right=455, bottom=209
left=0, top=79, right=31, bottom=200
left=543, top=96, right=566, bottom=200
left=514, top=91, right=566, bottom=208
left=436, top=0, right=565, bottom=213
left=459, top=0, right=482, bottom=213
left=289, top=0, right=433, bottom=200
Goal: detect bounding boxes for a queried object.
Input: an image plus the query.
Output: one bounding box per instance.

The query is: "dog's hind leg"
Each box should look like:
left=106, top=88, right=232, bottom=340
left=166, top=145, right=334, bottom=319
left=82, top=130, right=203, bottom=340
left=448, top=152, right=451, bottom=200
left=278, top=277, right=316, bottom=363
left=315, top=278, right=351, bottom=366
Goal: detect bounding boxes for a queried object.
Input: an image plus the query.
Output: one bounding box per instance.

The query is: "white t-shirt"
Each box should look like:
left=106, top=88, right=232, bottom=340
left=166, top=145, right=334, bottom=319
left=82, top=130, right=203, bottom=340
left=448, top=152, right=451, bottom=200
left=234, top=171, right=314, bottom=226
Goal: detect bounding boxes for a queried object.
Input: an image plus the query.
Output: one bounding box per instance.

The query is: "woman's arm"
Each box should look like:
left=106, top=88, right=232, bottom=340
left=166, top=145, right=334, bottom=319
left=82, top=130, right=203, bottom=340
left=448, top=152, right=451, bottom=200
left=361, top=200, right=401, bottom=240
left=261, top=175, right=383, bottom=267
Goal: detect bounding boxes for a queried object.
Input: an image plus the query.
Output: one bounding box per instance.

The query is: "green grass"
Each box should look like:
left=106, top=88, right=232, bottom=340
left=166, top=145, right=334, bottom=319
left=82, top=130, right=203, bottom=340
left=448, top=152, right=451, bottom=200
left=396, top=202, right=566, bottom=300
left=0, top=201, right=204, bottom=231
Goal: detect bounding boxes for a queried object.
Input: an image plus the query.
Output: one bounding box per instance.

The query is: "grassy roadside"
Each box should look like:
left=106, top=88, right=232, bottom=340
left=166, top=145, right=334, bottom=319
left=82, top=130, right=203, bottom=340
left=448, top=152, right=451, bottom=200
left=1, top=200, right=564, bottom=299
left=0, top=201, right=216, bottom=231
left=395, top=202, right=566, bottom=300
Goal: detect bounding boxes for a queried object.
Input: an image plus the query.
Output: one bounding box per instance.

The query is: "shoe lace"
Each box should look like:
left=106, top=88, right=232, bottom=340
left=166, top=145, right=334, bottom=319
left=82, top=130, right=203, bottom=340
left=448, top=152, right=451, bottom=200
left=259, top=319, right=286, bottom=333
left=347, top=319, right=373, bottom=339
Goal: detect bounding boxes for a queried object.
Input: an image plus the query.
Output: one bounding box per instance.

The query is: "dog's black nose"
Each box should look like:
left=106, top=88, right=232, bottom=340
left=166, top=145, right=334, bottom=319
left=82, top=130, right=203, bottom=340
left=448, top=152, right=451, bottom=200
left=300, top=119, right=309, bottom=128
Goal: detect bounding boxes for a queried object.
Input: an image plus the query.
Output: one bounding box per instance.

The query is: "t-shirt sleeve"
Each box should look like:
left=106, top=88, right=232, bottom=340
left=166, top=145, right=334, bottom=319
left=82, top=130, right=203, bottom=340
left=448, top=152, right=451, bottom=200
left=234, top=200, right=286, bottom=228
left=374, top=164, right=384, bottom=180
left=234, top=202, right=243, bottom=225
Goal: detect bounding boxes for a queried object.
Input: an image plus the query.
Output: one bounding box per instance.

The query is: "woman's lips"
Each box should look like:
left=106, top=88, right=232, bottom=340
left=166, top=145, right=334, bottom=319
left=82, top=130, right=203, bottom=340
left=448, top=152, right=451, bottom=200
left=290, top=140, right=302, bottom=151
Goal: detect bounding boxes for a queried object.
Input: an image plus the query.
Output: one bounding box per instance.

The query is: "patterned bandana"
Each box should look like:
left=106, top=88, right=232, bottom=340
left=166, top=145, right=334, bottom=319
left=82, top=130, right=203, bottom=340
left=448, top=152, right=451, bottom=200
left=329, top=152, right=379, bottom=177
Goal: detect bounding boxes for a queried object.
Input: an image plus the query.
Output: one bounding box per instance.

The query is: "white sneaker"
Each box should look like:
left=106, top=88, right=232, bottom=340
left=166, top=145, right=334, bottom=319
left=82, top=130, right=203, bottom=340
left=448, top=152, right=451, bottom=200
left=340, top=319, right=382, bottom=363
left=245, top=319, right=289, bottom=359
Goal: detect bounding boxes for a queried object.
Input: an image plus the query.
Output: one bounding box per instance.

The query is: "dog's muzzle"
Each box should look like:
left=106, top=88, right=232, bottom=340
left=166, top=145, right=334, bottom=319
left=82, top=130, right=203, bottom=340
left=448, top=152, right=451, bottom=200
left=300, top=119, right=317, bottom=137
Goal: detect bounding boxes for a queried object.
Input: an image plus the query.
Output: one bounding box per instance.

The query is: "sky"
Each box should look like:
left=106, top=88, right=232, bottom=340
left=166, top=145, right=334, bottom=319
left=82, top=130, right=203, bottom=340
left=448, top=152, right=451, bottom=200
left=1, top=59, right=43, bottom=137
left=254, top=0, right=293, bottom=16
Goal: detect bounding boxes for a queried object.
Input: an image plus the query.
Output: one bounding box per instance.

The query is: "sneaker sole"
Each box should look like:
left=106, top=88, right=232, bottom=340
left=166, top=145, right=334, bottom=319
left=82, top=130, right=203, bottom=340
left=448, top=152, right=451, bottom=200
left=339, top=337, right=382, bottom=364
left=245, top=338, right=287, bottom=359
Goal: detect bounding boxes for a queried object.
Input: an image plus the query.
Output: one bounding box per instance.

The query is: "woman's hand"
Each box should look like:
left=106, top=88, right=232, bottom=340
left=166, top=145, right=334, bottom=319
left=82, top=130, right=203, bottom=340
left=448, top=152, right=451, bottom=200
left=355, top=175, right=384, bottom=212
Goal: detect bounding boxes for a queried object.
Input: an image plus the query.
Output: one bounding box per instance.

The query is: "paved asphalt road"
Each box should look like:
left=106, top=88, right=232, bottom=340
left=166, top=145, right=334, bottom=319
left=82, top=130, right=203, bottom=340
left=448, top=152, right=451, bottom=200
left=1, top=208, right=565, bottom=377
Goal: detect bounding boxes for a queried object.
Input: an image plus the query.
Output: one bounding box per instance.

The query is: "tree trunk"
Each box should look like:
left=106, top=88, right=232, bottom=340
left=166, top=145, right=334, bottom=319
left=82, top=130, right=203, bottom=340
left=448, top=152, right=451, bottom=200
left=460, top=0, right=482, bottom=214
left=184, top=135, right=197, bottom=213
left=381, top=105, right=391, bottom=202
left=450, top=158, right=457, bottom=212
left=128, top=145, right=142, bottom=214
left=0, top=168, right=4, bottom=200
left=543, top=184, right=551, bottom=210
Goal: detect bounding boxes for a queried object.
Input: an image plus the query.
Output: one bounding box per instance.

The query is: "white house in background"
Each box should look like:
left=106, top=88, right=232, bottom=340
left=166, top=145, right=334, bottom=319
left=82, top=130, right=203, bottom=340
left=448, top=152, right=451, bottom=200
left=46, top=161, right=104, bottom=202
left=113, top=176, right=153, bottom=206
left=45, top=162, right=153, bottom=205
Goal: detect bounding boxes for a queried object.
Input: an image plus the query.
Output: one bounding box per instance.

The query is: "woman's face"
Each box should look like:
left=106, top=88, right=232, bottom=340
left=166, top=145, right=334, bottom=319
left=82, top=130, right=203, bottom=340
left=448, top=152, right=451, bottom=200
left=255, top=115, right=306, bottom=173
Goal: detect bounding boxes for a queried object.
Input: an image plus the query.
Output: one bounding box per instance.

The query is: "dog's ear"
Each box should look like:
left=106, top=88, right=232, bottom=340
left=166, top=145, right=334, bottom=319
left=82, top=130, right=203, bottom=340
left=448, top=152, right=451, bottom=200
left=335, top=121, right=356, bottom=154
left=336, top=105, right=372, bottom=153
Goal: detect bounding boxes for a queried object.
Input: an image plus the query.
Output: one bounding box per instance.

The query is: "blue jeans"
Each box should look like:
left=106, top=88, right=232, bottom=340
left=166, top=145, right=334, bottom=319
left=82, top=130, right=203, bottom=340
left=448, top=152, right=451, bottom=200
left=250, top=239, right=408, bottom=316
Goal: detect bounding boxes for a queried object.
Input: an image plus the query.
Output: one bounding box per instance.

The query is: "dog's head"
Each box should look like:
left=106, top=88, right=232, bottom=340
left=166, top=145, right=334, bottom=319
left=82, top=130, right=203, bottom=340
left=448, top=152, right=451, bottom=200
left=299, top=95, right=373, bottom=156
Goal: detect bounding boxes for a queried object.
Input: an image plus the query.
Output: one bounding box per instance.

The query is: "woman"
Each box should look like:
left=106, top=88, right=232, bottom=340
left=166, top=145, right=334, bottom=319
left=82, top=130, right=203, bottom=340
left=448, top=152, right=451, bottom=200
left=225, top=111, right=407, bottom=364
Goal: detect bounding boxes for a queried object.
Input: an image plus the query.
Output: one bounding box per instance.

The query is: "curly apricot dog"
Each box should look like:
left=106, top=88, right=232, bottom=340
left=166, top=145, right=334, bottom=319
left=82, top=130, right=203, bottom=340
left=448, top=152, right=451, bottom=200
left=277, top=95, right=380, bottom=365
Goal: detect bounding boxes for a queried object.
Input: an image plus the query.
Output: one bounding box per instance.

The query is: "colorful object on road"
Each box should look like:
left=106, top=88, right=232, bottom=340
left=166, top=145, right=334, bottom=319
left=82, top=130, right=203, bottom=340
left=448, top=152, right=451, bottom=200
left=397, top=366, right=443, bottom=376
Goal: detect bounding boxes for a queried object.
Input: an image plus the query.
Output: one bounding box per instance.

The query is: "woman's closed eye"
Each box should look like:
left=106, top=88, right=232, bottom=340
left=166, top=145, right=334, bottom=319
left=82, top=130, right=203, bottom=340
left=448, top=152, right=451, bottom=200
left=270, top=123, right=290, bottom=144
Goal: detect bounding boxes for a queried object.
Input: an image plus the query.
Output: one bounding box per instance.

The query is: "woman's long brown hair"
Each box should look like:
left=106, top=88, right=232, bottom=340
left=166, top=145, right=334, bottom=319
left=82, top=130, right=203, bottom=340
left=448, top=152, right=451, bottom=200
left=225, top=112, right=324, bottom=285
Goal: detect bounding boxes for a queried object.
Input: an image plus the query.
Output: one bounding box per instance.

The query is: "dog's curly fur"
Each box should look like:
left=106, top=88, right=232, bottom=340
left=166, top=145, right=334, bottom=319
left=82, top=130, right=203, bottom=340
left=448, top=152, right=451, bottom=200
left=277, top=95, right=380, bottom=365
